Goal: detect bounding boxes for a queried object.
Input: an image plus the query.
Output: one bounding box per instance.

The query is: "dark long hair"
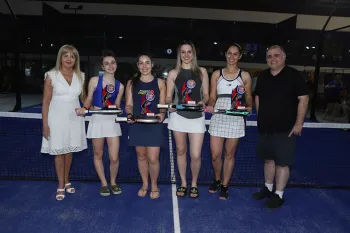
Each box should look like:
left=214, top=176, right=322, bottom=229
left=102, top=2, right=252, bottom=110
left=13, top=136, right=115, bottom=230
left=130, top=53, right=153, bottom=88
left=225, top=43, right=242, bottom=55
left=101, top=49, right=117, bottom=64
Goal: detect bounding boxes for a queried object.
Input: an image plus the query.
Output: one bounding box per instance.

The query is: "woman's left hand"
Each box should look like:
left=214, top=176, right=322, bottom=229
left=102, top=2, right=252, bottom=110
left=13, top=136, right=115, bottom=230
left=156, top=113, right=166, bottom=123
left=197, top=101, right=206, bottom=110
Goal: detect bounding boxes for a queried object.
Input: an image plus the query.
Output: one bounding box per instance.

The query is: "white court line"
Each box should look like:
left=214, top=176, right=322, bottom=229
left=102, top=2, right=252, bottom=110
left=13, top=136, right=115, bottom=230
left=168, top=128, right=181, bottom=233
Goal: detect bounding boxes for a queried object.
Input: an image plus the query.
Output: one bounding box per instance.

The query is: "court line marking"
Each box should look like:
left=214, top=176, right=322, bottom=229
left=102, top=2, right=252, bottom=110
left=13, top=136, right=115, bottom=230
left=168, top=128, right=181, bottom=233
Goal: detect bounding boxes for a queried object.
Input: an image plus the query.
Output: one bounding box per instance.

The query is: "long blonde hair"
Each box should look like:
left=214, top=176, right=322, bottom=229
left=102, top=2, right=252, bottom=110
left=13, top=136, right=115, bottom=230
left=52, top=44, right=84, bottom=84
left=175, top=40, right=201, bottom=77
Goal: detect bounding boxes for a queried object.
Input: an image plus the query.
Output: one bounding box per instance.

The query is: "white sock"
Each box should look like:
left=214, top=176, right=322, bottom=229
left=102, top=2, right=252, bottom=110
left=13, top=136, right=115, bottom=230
left=265, top=183, right=273, bottom=192
left=275, top=191, right=284, bottom=199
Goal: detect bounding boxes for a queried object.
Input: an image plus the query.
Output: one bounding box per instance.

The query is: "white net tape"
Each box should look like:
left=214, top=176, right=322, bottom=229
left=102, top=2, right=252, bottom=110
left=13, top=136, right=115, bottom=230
left=1, top=111, right=350, bottom=129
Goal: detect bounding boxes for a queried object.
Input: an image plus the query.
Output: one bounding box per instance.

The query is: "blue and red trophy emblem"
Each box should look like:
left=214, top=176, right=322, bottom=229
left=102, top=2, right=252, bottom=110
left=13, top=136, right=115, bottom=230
left=231, top=85, right=246, bottom=109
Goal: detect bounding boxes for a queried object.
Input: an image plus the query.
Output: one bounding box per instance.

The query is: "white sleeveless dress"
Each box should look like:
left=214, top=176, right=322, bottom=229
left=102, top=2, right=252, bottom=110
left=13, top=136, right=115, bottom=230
left=208, top=69, right=246, bottom=139
left=41, top=70, right=87, bottom=155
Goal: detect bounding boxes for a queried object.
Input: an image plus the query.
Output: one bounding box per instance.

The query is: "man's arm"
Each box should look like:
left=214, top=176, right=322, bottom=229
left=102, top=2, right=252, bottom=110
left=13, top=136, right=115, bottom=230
left=294, top=69, right=310, bottom=126
left=295, top=95, right=309, bottom=126
left=289, top=69, right=310, bottom=137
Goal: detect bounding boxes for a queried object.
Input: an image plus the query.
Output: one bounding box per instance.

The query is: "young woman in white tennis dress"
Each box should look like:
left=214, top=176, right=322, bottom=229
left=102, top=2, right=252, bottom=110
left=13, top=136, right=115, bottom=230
left=41, top=45, right=87, bottom=201
left=207, top=43, right=253, bottom=200
left=76, top=50, right=124, bottom=197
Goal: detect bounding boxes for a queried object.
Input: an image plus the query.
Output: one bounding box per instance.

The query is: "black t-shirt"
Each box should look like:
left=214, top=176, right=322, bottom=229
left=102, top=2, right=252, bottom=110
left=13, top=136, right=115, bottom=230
left=255, top=66, right=308, bottom=134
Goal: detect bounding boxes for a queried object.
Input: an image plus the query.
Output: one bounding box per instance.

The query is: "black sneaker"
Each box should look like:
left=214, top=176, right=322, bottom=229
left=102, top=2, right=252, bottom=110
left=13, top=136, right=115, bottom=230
left=252, top=187, right=272, bottom=200
left=100, top=186, right=110, bottom=196
left=209, top=180, right=221, bottom=193
left=264, top=193, right=284, bottom=209
left=111, top=184, right=122, bottom=195
left=219, top=185, right=229, bottom=200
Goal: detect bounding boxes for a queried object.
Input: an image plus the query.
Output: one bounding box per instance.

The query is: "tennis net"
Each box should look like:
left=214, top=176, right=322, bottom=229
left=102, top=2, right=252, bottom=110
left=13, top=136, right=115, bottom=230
left=0, top=111, right=349, bottom=188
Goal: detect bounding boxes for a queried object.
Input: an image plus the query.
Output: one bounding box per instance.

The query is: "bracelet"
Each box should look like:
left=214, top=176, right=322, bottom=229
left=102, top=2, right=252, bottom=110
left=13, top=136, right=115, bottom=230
left=83, top=106, right=90, bottom=110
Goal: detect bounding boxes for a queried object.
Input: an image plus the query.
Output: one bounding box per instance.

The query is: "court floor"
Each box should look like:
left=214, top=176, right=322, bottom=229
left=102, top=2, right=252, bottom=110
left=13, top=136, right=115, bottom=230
left=0, top=180, right=349, bottom=233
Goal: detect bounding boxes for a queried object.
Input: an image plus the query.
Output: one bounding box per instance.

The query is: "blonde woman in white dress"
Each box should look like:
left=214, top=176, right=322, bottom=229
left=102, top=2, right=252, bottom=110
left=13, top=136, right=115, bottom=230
left=41, top=45, right=87, bottom=201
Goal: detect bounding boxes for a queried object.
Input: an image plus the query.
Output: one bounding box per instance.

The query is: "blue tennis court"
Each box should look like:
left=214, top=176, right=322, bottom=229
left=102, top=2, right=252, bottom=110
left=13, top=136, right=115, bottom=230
left=0, top=104, right=349, bottom=233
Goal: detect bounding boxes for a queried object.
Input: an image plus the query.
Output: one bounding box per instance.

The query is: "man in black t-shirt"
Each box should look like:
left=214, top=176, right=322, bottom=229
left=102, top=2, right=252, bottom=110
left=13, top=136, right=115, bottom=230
left=252, top=45, right=309, bottom=209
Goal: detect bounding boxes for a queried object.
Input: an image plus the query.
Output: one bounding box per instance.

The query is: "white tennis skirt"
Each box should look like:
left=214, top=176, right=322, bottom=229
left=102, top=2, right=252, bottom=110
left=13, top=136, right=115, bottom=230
left=167, top=112, right=206, bottom=133
left=87, top=114, right=122, bottom=139
left=208, top=97, right=245, bottom=139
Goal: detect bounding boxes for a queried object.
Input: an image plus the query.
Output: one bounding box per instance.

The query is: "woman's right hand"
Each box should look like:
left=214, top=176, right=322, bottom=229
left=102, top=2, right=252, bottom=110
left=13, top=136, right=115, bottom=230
left=168, top=104, right=177, bottom=113
left=205, top=105, right=214, bottom=113
left=127, top=113, right=135, bottom=124
left=43, top=124, right=50, bottom=140
left=75, top=107, right=86, bottom=116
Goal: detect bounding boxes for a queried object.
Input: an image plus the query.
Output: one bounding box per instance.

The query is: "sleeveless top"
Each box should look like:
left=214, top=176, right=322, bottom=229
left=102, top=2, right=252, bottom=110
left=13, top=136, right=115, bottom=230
left=92, top=74, right=121, bottom=108
left=217, top=69, right=246, bottom=108
left=174, top=68, right=202, bottom=119
left=132, top=77, right=160, bottom=116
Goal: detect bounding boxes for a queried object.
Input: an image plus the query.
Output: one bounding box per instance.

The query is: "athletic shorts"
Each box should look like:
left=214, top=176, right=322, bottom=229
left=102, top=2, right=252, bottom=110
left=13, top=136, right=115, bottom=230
left=256, top=132, right=296, bottom=166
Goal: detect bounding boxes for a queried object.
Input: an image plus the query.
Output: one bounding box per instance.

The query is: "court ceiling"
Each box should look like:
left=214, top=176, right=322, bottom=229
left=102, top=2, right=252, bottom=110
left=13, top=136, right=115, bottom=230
left=28, top=0, right=350, bottom=17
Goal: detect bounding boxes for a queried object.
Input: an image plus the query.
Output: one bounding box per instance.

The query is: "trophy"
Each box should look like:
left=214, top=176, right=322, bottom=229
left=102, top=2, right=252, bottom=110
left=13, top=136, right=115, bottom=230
left=205, top=85, right=249, bottom=116
left=228, top=85, right=249, bottom=115
left=102, top=84, right=115, bottom=108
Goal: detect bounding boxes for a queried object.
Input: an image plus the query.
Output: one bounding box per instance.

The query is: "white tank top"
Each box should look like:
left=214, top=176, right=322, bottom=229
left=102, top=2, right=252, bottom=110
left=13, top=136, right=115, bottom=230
left=217, top=69, right=244, bottom=97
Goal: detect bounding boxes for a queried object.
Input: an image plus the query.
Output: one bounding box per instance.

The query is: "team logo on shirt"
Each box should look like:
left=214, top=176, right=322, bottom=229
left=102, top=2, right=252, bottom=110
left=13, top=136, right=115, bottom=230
left=102, top=84, right=115, bottom=107
left=181, top=80, right=196, bottom=103
left=140, top=90, right=155, bottom=115
left=236, top=85, right=246, bottom=95
left=146, top=90, right=155, bottom=101
left=106, top=84, right=115, bottom=94
left=231, top=85, right=245, bottom=109
left=186, top=79, right=196, bottom=89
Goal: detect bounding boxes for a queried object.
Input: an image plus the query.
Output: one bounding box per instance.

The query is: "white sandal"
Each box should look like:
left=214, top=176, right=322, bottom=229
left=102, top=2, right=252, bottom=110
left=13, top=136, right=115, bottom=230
left=56, top=188, right=65, bottom=201
left=65, top=183, right=76, bottom=194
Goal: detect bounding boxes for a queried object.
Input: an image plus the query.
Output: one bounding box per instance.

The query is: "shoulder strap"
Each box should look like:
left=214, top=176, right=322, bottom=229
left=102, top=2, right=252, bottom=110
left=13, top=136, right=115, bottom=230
left=235, top=69, right=244, bottom=85
left=217, top=70, right=224, bottom=84
left=237, top=69, right=242, bottom=78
